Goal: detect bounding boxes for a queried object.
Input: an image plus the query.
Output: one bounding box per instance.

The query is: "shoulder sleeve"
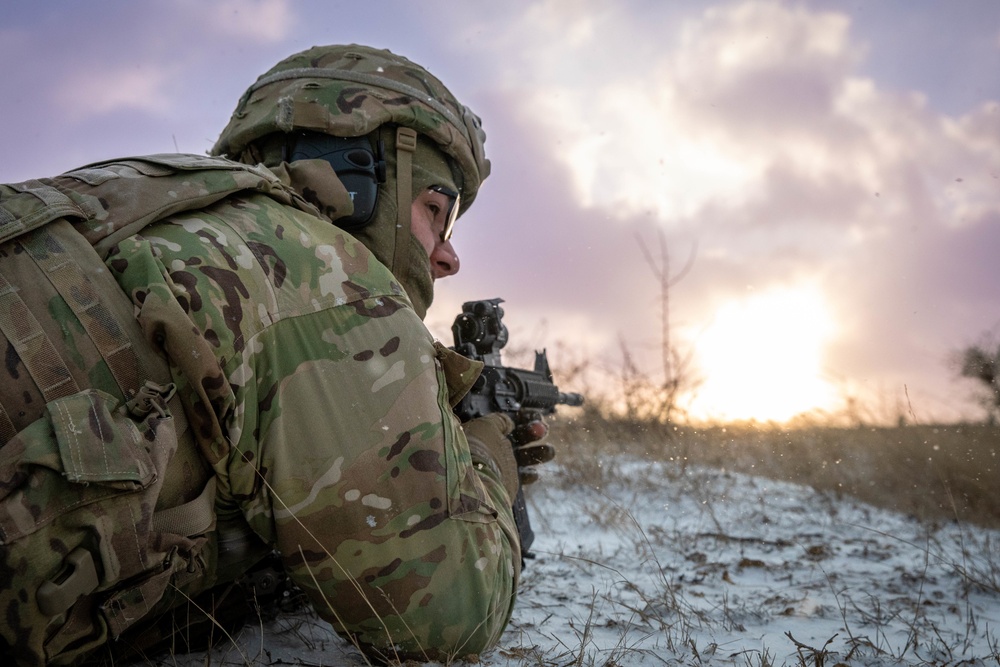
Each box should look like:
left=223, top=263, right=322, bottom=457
left=237, top=301, right=520, bottom=660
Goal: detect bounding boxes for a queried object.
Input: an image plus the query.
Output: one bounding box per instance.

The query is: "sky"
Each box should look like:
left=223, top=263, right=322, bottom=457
left=2, top=0, right=999, bottom=424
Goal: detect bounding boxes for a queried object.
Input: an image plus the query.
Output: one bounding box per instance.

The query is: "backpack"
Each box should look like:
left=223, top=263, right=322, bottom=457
left=0, top=154, right=311, bottom=665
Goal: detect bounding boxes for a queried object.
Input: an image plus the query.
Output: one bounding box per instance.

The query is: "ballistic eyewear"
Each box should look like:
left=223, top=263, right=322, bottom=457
left=429, top=185, right=461, bottom=242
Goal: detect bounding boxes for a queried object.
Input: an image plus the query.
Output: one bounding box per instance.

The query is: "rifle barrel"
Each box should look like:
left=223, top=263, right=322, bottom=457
left=558, top=392, right=584, bottom=407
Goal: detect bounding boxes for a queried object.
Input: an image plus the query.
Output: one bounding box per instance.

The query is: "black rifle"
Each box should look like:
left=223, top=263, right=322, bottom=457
left=451, top=298, right=584, bottom=562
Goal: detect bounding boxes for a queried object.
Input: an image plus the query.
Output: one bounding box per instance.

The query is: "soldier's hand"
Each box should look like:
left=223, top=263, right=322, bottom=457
left=462, top=413, right=520, bottom=500
left=510, top=414, right=554, bottom=486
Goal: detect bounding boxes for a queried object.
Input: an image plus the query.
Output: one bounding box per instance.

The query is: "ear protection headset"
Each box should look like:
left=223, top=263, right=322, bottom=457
left=286, top=131, right=386, bottom=231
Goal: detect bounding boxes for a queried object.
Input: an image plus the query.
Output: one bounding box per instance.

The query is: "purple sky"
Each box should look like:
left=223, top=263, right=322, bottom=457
left=2, top=1, right=998, bottom=423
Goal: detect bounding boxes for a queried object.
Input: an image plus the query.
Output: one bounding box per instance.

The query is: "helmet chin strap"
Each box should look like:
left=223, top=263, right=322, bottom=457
left=393, top=127, right=418, bottom=275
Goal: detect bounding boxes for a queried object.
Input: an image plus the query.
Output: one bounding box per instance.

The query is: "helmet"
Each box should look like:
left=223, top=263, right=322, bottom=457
left=211, top=44, right=490, bottom=217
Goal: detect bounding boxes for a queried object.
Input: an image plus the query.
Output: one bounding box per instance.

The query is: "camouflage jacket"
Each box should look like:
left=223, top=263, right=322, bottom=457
left=0, top=155, right=519, bottom=664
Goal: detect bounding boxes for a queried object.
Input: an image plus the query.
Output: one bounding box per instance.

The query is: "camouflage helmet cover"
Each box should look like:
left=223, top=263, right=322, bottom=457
left=212, top=44, right=490, bottom=215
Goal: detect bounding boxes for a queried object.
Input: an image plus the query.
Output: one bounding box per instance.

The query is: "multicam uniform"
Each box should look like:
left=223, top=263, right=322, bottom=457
left=0, top=156, right=519, bottom=664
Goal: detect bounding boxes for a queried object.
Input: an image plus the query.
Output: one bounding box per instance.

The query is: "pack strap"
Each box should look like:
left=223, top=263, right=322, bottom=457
left=0, top=179, right=89, bottom=246
left=151, top=476, right=217, bottom=537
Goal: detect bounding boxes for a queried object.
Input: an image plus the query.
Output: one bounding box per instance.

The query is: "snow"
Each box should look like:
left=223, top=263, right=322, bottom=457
left=154, top=457, right=1000, bottom=666
left=512, top=459, right=1000, bottom=665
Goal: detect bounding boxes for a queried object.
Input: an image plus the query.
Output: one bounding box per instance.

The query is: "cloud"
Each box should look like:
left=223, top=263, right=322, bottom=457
left=464, top=1, right=864, bottom=223
left=195, top=0, right=294, bottom=43
left=32, top=1, right=295, bottom=124
left=472, top=0, right=998, bottom=241
left=53, top=64, right=174, bottom=118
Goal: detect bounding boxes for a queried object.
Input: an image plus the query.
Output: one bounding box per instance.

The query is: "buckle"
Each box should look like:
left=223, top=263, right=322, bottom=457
left=37, top=547, right=100, bottom=616
left=396, top=126, right=417, bottom=152
left=126, top=380, right=177, bottom=418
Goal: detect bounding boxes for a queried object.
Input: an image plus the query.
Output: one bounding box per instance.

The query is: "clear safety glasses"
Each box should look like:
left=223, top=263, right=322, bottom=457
left=429, top=185, right=461, bottom=242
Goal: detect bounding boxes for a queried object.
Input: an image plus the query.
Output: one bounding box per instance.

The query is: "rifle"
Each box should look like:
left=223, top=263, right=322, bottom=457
left=451, top=298, right=584, bottom=562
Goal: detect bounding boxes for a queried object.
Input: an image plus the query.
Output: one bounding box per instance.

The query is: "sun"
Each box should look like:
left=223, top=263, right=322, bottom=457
left=688, top=285, right=838, bottom=423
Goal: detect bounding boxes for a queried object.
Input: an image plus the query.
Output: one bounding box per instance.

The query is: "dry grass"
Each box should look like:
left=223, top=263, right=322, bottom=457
left=550, top=404, right=1000, bottom=531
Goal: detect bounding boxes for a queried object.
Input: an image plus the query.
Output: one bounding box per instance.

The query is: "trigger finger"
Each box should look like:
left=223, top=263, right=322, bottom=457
left=511, top=420, right=548, bottom=446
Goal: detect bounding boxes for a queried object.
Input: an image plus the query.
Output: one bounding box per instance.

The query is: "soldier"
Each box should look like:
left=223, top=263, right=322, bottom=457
left=0, top=44, right=549, bottom=665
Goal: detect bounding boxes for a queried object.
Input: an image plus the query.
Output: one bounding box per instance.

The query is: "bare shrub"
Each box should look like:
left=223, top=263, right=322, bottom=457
left=957, top=339, right=1000, bottom=420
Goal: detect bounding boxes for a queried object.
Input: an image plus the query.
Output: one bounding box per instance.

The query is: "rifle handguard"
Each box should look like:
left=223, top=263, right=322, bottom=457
left=463, top=413, right=520, bottom=501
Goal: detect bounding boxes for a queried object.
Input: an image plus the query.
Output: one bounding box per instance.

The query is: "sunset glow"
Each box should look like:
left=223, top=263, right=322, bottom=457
left=689, top=286, right=838, bottom=423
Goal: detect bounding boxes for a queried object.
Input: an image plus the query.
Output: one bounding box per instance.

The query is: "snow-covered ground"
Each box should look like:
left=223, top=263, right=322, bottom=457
left=155, top=458, right=1000, bottom=666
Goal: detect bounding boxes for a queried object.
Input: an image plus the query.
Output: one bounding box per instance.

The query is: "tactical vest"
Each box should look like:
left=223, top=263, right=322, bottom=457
left=0, top=155, right=312, bottom=665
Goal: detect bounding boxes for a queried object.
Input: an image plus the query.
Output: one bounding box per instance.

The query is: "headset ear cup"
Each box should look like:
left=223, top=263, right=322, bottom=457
left=287, top=132, right=383, bottom=231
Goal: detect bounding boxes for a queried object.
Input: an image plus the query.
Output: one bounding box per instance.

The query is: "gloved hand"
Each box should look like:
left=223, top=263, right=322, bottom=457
left=463, top=413, right=520, bottom=500
left=462, top=412, right=555, bottom=499
left=509, top=414, right=554, bottom=485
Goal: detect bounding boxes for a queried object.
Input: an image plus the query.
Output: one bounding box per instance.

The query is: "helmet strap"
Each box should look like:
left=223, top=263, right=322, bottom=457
left=392, top=127, right=418, bottom=274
